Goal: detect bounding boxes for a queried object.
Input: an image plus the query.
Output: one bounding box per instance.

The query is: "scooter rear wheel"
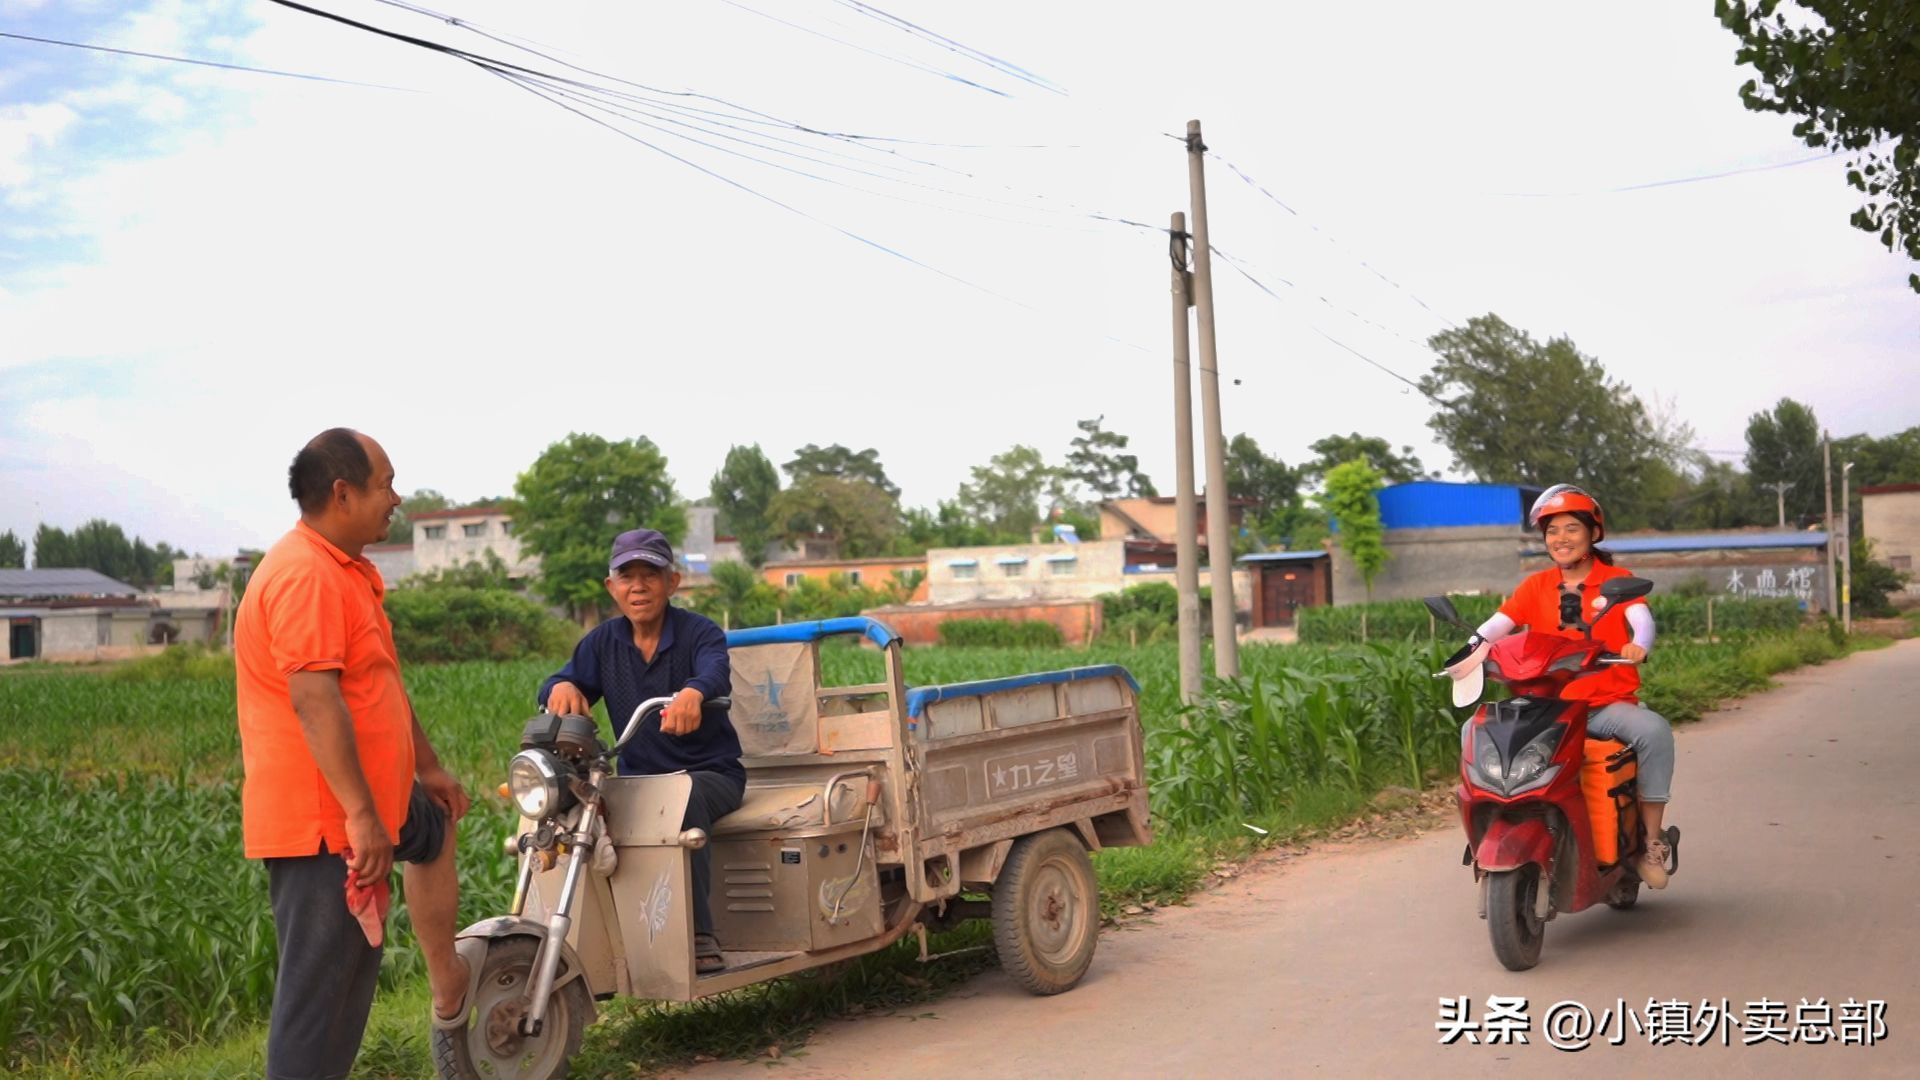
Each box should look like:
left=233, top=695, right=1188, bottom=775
left=1485, top=867, right=1546, bottom=971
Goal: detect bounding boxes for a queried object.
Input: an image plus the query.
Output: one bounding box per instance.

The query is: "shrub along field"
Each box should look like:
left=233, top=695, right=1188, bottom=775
left=1297, top=594, right=1805, bottom=644
left=0, top=621, right=1875, bottom=1074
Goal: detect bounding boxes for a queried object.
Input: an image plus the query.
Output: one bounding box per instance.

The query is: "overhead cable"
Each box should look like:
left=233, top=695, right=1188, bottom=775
left=829, top=0, right=1067, bottom=96
left=715, top=0, right=1012, bottom=98
left=1492, top=152, right=1834, bottom=197
left=0, top=28, right=411, bottom=89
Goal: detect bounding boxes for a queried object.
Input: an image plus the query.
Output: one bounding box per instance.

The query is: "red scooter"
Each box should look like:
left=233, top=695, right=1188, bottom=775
left=1425, top=579, right=1681, bottom=971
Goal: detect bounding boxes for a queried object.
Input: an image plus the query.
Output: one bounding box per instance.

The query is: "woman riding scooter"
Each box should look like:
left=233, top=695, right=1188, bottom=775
left=1464, top=484, right=1676, bottom=888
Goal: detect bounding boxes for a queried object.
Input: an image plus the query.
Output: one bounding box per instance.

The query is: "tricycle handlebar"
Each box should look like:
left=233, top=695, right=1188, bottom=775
left=614, top=695, right=733, bottom=753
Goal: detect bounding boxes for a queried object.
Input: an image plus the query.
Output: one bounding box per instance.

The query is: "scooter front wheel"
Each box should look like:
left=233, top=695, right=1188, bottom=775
left=1485, top=867, right=1546, bottom=971
left=432, top=936, right=590, bottom=1080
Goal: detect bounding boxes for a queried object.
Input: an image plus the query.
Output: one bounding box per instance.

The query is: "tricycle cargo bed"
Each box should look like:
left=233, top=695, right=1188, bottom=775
left=908, top=667, right=1150, bottom=852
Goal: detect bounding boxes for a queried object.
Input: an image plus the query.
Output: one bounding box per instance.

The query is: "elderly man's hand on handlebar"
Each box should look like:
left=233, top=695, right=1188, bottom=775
left=661, top=687, right=705, bottom=737
left=546, top=680, right=592, bottom=717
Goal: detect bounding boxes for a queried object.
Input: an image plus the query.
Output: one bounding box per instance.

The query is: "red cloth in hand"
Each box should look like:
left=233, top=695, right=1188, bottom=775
left=340, top=849, right=391, bottom=947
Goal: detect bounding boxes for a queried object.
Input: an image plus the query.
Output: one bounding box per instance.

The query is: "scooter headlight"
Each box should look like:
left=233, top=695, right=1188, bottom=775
left=1506, top=727, right=1563, bottom=787
left=507, top=749, right=565, bottom=819
left=1467, top=724, right=1565, bottom=796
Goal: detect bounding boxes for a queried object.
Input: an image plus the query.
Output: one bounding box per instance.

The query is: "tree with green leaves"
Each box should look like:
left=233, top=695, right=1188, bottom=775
left=1320, top=458, right=1389, bottom=637
left=1716, top=0, right=1920, bottom=291
left=709, top=445, right=781, bottom=568
left=27, top=520, right=180, bottom=588
left=1744, top=398, right=1826, bottom=525
left=1300, top=433, right=1432, bottom=488
left=1834, top=423, right=1920, bottom=488
left=1226, top=434, right=1309, bottom=549
left=784, top=444, right=901, bottom=501
left=1421, top=314, right=1689, bottom=528
left=956, top=444, right=1058, bottom=540
left=1830, top=422, right=1920, bottom=548
left=0, top=530, right=24, bottom=569
left=1065, top=416, right=1157, bottom=500
left=512, top=433, right=685, bottom=618
left=30, top=524, right=68, bottom=570
left=1227, top=435, right=1299, bottom=513
left=387, top=489, right=450, bottom=544
left=686, top=560, right=782, bottom=629
left=768, top=474, right=900, bottom=558
left=900, top=501, right=996, bottom=551
left=1848, top=537, right=1910, bottom=616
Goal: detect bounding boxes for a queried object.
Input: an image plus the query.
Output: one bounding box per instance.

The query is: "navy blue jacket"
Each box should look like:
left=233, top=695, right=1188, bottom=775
left=537, top=606, right=744, bottom=783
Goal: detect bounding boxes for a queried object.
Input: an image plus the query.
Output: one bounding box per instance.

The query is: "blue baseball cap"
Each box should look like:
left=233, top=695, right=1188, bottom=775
left=608, top=528, right=675, bottom=575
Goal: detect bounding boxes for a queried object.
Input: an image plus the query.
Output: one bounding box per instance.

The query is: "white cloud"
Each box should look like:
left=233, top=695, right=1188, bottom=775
left=0, top=101, right=77, bottom=187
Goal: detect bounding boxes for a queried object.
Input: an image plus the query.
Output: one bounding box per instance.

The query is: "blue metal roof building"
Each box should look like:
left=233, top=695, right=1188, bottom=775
left=1375, top=481, right=1544, bottom=530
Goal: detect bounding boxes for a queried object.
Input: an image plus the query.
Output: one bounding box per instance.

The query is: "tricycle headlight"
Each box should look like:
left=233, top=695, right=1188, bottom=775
left=507, top=749, right=564, bottom=819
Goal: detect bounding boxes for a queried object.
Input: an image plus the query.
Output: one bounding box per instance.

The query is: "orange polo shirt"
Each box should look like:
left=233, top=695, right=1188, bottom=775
left=235, top=521, right=415, bottom=859
left=1498, top=561, right=1647, bottom=708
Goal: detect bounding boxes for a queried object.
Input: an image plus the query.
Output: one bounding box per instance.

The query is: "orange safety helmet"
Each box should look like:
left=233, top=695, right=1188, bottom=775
left=1528, top=483, right=1606, bottom=539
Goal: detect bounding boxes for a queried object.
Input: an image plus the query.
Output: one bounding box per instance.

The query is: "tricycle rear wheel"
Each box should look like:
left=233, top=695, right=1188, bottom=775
left=992, top=828, right=1099, bottom=995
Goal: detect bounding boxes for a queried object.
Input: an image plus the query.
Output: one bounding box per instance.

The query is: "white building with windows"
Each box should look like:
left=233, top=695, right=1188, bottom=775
left=925, top=539, right=1130, bottom=604
left=411, top=506, right=538, bottom=579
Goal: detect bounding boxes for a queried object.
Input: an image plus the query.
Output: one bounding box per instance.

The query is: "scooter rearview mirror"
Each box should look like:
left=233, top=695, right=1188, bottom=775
left=1599, top=576, right=1654, bottom=602
left=1423, top=595, right=1470, bottom=630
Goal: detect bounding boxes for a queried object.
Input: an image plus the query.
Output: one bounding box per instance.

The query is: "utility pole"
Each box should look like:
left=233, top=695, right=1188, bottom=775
left=1169, top=211, right=1203, bottom=705
left=1842, top=461, right=1855, bottom=634
left=1185, top=118, right=1238, bottom=679
left=1823, top=433, right=1837, bottom=616
left=1762, top=481, right=1793, bottom=529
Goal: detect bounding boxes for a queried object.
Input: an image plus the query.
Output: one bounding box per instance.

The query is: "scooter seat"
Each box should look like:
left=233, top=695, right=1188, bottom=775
left=712, top=780, right=875, bottom=837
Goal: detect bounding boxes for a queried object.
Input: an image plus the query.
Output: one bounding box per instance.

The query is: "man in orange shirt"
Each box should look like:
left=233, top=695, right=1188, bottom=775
left=235, top=428, right=471, bottom=1080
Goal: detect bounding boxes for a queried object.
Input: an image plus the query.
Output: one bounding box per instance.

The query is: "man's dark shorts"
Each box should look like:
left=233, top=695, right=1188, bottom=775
left=263, top=783, right=449, bottom=1080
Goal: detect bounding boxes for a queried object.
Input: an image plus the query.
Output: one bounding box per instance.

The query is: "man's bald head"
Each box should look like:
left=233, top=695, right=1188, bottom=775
left=289, top=428, right=374, bottom=515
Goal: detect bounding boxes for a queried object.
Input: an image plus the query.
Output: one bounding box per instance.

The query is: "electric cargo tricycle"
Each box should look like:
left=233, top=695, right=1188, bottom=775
left=433, top=617, right=1151, bottom=1077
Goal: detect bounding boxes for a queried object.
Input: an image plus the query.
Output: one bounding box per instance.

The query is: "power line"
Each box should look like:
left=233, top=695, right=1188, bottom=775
left=511, top=72, right=1103, bottom=231
left=360, top=0, right=1441, bottom=336
left=492, top=68, right=1041, bottom=307
left=363, top=0, right=1042, bottom=156
left=1207, top=245, right=1437, bottom=398
left=0, top=29, right=412, bottom=89
left=1186, top=136, right=1458, bottom=330
left=829, top=0, right=1067, bottom=96
left=716, top=0, right=1013, bottom=98
left=261, top=2, right=1152, bottom=355
left=1493, top=152, right=1834, bottom=197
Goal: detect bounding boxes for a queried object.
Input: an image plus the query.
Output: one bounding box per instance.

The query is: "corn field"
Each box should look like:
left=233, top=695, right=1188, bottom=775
left=1297, top=594, right=1806, bottom=644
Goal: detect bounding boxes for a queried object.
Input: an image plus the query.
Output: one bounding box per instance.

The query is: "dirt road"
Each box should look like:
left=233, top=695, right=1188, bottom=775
left=685, top=640, right=1920, bottom=1078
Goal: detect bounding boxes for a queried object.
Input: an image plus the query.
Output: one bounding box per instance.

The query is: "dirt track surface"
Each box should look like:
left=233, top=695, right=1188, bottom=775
left=681, top=640, right=1920, bottom=1079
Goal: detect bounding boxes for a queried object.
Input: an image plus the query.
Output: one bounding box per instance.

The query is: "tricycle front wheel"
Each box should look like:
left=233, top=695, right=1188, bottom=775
left=992, top=828, right=1099, bottom=995
left=431, top=936, right=589, bottom=1080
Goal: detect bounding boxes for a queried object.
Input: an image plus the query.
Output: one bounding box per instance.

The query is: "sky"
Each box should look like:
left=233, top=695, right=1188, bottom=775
left=3, top=0, right=1915, bottom=560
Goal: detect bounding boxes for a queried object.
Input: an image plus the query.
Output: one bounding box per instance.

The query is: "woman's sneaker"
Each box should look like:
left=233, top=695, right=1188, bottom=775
left=1638, top=837, right=1672, bottom=889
